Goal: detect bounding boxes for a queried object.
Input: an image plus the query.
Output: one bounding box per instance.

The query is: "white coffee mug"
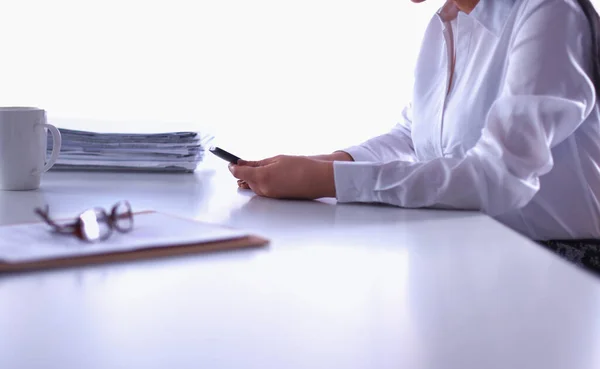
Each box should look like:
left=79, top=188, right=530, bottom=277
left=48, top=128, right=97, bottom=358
left=0, top=107, right=62, bottom=190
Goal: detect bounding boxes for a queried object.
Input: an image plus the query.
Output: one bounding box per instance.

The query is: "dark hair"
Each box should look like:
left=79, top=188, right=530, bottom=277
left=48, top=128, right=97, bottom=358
left=577, top=0, right=600, bottom=98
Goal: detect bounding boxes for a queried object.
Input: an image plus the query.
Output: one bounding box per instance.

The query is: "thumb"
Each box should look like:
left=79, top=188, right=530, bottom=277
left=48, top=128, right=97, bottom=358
left=238, top=156, right=279, bottom=167
left=229, top=163, right=257, bottom=181
left=237, top=159, right=261, bottom=167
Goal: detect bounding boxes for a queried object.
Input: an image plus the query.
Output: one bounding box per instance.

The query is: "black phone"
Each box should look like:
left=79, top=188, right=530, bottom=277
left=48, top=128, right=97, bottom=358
left=209, top=146, right=243, bottom=164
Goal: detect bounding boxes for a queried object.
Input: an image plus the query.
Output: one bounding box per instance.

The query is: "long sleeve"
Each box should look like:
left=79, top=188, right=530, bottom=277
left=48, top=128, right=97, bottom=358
left=333, top=0, right=597, bottom=216
left=342, top=102, right=417, bottom=163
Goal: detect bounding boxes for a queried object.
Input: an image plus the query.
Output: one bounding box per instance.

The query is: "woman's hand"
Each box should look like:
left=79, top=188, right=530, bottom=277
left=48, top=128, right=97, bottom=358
left=229, top=155, right=337, bottom=199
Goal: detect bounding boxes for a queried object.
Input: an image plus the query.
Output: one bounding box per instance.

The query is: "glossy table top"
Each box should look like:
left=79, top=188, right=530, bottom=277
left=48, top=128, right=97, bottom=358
left=1, top=158, right=599, bottom=369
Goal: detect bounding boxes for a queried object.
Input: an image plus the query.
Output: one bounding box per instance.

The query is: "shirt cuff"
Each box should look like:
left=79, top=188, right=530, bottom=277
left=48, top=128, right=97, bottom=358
left=339, top=145, right=378, bottom=162
left=333, top=161, right=380, bottom=203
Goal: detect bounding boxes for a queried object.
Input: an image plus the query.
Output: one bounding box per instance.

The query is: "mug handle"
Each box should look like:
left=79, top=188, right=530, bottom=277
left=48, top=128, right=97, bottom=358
left=34, top=123, right=62, bottom=175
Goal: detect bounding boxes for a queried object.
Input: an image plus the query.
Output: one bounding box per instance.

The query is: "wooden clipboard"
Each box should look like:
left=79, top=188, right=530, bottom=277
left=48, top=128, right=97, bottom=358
left=0, top=213, right=269, bottom=273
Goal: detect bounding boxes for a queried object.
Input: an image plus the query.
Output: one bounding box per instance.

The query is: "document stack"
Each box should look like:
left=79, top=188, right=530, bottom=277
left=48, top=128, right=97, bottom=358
left=48, top=128, right=212, bottom=172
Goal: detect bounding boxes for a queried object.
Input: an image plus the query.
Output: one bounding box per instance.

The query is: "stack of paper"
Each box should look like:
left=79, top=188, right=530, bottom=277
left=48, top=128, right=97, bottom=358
left=47, top=128, right=212, bottom=172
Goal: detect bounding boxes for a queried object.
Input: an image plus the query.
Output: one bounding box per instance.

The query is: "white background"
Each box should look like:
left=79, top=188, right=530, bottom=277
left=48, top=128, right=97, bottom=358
left=1, top=1, right=598, bottom=158
left=0, top=0, right=439, bottom=158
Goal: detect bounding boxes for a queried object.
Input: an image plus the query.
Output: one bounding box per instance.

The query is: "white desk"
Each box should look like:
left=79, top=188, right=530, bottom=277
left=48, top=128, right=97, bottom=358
left=1, top=159, right=599, bottom=369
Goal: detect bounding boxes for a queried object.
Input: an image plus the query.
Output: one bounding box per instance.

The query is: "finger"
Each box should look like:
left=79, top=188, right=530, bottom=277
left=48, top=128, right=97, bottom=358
left=244, top=181, right=264, bottom=196
left=229, top=163, right=258, bottom=182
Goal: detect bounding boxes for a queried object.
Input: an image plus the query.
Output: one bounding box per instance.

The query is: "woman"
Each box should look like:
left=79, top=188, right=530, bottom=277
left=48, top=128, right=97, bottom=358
left=229, top=0, right=600, bottom=271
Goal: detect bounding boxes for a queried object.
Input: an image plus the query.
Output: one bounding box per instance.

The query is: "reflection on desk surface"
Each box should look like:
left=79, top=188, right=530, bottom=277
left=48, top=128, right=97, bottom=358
left=0, top=169, right=216, bottom=226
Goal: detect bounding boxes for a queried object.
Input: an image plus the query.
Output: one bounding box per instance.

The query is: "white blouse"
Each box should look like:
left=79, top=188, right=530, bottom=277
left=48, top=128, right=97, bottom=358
left=333, top=0, right=600, bottom=240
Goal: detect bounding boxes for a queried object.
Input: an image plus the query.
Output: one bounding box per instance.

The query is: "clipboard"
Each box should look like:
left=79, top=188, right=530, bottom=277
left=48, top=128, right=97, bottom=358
left=0, top=212, right=269, bottom=273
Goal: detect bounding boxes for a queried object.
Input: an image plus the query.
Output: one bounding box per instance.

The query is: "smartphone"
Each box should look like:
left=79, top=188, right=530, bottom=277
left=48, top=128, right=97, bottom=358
left=209, top=146, right=243, bottom=164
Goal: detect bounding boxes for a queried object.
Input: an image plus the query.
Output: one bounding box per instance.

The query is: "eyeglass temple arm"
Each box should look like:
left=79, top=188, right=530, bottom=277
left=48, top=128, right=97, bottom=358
left=35, top=207, right=78, bottom=233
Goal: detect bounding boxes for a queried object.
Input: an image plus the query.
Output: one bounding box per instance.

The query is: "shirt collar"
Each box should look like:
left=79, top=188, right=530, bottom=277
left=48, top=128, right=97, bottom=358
left=468, top=0, right=516, bottom=37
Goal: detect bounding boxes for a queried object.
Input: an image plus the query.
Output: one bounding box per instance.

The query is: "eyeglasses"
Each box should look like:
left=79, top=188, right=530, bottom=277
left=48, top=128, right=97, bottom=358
left=35, top=201, right=134, bottom=242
